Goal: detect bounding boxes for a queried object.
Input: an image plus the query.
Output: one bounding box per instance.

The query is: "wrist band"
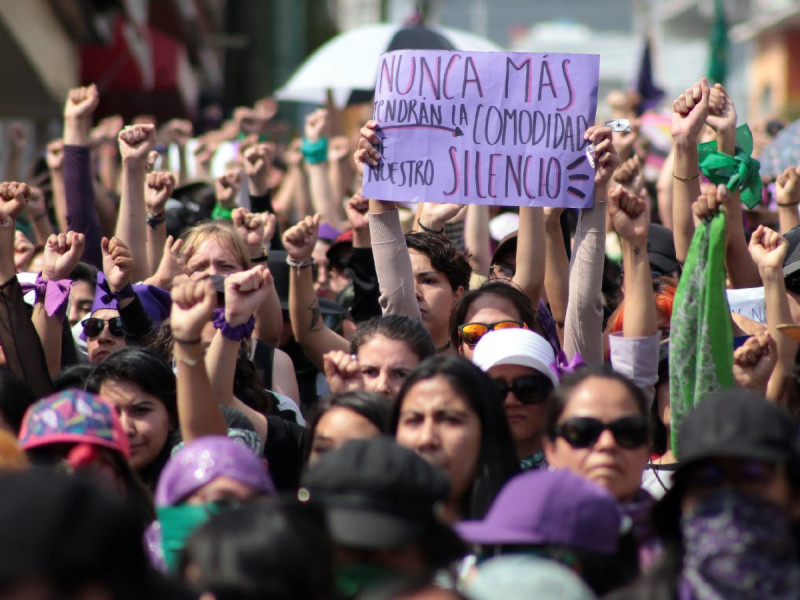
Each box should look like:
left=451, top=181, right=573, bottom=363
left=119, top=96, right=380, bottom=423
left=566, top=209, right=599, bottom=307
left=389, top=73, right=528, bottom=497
left=301, top=137, right=329, bottom=165
left=21, top=273, right=71, bottom=322
left=173, top=336, right=202, bottom=345
left=98, top=280, right=135, bottom=305
left=251, top=255, right=270, bottom=263
left=174, top=354, right=199, bottom=367
left=777, top=201, right=800, bottom=207
left=286, top=256, right=314, bottom=270
left=212, top=307, right=255, bottom=341
left=146, top=211, right=167, bottom=229
left=672, top=171, right=700, bottom=182
left=418, top=220, right=445, bottom=234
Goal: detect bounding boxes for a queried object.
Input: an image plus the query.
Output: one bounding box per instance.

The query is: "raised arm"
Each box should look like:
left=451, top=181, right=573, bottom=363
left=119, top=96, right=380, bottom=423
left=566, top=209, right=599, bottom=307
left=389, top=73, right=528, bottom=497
left=563, top=125, right=619, bottom=364
left=170, top=278, right=228, bottom=443
left=512, top=206, right=545, bottom=306
left=63, top=84, right=103, bottom=269
left=36, top=231, right=85, bottom=376
left=46, top=140, right=68, bottom=234
left=776, top=166, right=800, bottom=234
left=205, top=265, right=274, bottom=442
left=357, top=120, right=421, bottom=320
left=144, top=171, right=175, bottom=276
left=705, top=84, right=761, bottom=288
left=671, top=79, right=709, bottom=265
left=284, top=214, right=349, bottom=371
left=464, top=203, right=490, bottom=275
left=0, top=184, right=52, bottom=398
left=543, top=207, right=569, bottom=346
left=747, top=225, right=795, bottom=404
left=304, top=110, right=347, bottom=231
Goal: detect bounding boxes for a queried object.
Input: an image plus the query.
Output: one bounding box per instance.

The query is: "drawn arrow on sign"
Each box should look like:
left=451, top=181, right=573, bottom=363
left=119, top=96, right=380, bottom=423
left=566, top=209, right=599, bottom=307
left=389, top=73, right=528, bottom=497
left=380, top=124, right=464, bottom=137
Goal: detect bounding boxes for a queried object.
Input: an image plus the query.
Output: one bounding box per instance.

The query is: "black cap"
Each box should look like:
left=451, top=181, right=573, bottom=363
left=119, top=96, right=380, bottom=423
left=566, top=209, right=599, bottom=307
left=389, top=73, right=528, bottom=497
left=300, top=438, right=452, bottom=550
left=783, top=225, right=800, bottom=279
left=678, top=388, right=800, bottom=467
left=490, top=231, right=517, bottom=267
left=647, top=224, right=680, bottom=276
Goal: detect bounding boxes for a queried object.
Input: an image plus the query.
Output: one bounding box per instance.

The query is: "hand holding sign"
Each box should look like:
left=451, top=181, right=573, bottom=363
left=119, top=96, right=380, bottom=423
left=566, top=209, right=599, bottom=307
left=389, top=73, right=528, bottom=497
left=361, top=50, right=599, bottom=209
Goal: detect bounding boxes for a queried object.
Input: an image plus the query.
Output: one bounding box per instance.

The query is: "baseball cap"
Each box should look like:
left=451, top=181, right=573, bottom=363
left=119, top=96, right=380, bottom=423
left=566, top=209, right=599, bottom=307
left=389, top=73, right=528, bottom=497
left=647, top=224, right=680, bottom=275
left=456, top=468, right=620, bottom=555
left=299, top=437, right=460, bottom=552
left=472, top=328, right=559, bottom=387
left=468, top=556, right=596, bottom=600
left=18, top=390, right=130, bottom=459
left=677, top=388, right=800, bottom=468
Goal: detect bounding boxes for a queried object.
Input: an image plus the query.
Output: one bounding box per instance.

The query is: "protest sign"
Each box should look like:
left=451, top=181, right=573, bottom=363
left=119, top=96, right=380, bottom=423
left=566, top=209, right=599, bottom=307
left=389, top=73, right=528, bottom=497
left=726, top=287, right=767, bottom=324
left=362, top=50, right=600, bottom=208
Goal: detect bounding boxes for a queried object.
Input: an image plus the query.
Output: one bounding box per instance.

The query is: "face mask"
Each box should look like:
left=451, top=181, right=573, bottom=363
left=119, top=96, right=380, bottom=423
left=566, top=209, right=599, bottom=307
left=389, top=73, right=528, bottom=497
left=680, top=489, right=800, bottom=600
left=157, top=503, right=224, bottom=572
left=334, top=562, right=403, bottom=598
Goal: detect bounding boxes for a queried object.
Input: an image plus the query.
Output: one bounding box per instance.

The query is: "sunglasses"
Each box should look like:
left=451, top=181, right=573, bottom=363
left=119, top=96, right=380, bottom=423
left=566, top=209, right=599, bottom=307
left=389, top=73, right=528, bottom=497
left=683, top=460, right=781, bottom=490
left=81, top=317, right=124, bottom=338
left=552, top=416, right=648, bottom=449
left=493, top=374, right=553, bottom=405
left=458, top=320, right=528, bottom=347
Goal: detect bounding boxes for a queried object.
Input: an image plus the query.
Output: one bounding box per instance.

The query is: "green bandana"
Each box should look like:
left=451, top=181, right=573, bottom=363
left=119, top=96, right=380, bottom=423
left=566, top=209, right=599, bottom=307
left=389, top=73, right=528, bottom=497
left=157, top=503, right=224, bottom=572
left=334, top=562, right=403, bottom=598
left=698, top=124, right=762, bottom=209
left=211, top=203, right=233, bottom=221
left=669, top=211, right=734, bottom=458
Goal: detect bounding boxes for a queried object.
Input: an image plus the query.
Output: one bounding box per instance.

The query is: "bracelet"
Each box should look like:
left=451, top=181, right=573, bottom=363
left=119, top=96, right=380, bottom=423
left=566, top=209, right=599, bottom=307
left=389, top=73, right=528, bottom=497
left=146, top=211, right=167, bottom=229
left=672, top=171, right=700, bottom=182
left=173, top=336, right=202, bottom=345
left=286, top=256, right=314, bottom=270
left=301, top=137, right=329, bottom=165
left=98, top=280, right=135, bottom=304
left=174, top=354, right=199, bottom=368
left=417, top=219, right=445, bottom=234
left=251, top=255, right=270, bottom=263
left=777, top=201, right=800, bottom=207
left=212, top=307, right=255, bottom=341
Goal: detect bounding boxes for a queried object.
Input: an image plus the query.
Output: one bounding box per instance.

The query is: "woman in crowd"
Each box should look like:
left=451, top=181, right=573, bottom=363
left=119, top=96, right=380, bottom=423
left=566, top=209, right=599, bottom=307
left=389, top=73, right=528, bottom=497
left=392, top=355, right=519, bottom=521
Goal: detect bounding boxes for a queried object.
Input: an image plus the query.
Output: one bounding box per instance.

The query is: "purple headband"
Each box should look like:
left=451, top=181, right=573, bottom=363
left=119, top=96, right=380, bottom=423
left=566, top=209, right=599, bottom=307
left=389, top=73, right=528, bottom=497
left=154, top=436, right=276, bottom=506
left=550, top=351, right=586, bottom=381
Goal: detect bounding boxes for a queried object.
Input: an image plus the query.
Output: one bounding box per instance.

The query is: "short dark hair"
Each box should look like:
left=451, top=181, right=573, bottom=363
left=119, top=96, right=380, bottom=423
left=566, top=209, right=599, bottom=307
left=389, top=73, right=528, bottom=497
left=350, top=315, right=435, bottom=361
left=393, top=355, right=519, bottom=520
left=448, top=280, right=543, bottom=350
left=405, top=231, right=471, bottom=292
left=69, top=262, right=98, bottom=287
left=544, top=365, right=648, bottom=441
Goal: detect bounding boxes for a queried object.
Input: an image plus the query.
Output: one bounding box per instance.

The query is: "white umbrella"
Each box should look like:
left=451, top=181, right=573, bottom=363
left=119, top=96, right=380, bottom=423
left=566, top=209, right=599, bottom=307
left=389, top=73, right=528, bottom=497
left=275, top=23, right=504, bottom=106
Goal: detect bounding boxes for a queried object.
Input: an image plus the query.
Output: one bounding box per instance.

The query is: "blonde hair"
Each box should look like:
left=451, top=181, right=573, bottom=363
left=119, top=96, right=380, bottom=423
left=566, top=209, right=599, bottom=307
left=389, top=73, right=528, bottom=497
left=181, top=221, right=251, bottom=274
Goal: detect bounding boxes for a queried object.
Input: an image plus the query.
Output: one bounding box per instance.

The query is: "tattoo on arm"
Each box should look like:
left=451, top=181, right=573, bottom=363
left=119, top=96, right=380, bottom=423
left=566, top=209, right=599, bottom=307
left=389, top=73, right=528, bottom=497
left=307, top=299, right=322, bottom=331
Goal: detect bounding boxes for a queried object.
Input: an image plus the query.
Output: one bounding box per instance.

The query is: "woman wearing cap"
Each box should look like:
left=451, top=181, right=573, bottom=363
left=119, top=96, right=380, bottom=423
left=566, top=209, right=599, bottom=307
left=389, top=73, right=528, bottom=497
left=17, top=389, right=156, bottom=525
left=607, top=389, right=800, bottom=600
left=471, top=328, right=559, bottom=470
left=145, top=435, right=276, bottom=573
left=393, top=355, right=519, bottom=521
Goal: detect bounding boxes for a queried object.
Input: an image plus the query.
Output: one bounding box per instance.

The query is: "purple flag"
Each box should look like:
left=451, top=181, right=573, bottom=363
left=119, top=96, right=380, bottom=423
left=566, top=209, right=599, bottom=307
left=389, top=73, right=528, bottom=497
left=362, top=50, right=600, bottom=209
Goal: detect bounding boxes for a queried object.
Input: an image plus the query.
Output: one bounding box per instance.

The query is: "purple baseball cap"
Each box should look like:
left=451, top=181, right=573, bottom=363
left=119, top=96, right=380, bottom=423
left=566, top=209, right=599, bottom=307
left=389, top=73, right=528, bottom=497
left=154, top=436, right=275, bottom=506
left=456, top=468, right=620, bottom=555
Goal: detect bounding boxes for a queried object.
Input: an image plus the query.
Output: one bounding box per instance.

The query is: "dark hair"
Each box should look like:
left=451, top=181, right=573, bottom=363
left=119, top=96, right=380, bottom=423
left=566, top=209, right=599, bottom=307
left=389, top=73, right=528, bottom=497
left=305, top=391, right=394, bottom=461
left=51, top=364, right=95, bottom=393
left=392, top=356, right=519, bottom=520
left=69, top=262, right=98, bottom=287
left=405, top=231, right=472, bottom=292
left=350, top=315, right=435, bottom=361
left=85, top=347, right=178, bottom=489
left=544, top=365, right=648, bottom=441
left=0, top=368, right=36, bottom=434
left=181, top=499, right=334, bottom=600
left=448, top=280, right=543, bottom=350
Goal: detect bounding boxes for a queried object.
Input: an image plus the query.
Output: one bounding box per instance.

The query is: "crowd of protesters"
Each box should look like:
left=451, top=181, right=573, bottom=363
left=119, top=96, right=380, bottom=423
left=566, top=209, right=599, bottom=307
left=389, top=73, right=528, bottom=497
left=1, top=71, right=800, bottom=600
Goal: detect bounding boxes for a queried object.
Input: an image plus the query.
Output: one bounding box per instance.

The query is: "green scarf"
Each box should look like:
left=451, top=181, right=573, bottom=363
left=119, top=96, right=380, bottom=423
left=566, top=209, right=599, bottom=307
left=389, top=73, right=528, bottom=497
left=698, top=124, right=762, bottom=209
left=211, top=203, right=233, bottom=221
left=334, top=563, right=403, bottom=599
left=669, top=212, right=734, bottom=458
left=157, top=503, right=224, bottom=572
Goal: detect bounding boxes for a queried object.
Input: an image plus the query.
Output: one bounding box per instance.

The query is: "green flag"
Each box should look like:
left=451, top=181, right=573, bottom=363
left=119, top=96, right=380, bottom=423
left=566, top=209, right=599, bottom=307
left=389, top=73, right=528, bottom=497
left=708, top=0, right=728, bottom=85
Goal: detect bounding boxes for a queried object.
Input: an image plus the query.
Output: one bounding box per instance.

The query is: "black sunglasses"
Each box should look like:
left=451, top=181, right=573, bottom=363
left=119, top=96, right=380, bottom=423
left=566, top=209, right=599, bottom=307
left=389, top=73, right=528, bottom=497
left=81, top=317, right=124, bottom=338
left=493, top=374, right=553, bottom=405
left=552, top=416, right=648, bottom=449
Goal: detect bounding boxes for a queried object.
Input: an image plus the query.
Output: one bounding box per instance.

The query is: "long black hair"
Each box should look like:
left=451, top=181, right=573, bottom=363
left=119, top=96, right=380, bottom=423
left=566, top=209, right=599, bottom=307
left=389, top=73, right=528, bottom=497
left=85, top=346, right=178, bottom=490
left=392, top=355, right=519, bottom=519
